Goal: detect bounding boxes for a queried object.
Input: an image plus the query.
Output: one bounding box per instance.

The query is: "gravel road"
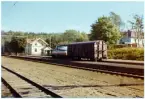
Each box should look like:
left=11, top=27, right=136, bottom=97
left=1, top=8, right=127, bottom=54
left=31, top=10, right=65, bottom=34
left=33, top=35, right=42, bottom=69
left=2, top=56, right=144, bottom=98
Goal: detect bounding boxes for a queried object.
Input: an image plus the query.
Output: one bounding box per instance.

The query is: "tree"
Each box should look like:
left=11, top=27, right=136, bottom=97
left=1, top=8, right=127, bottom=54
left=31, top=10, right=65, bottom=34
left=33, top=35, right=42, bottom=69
left=1, top=34, right=13, bottom=54
left=76, top=32, right=89, bottom=42
left=45, top=34, right=63, bottom=48
left=3, top=30, right=89, bottom=49
left=62, top=30, right=79, bottom=43
left=45, top=30, right=89, bottom=48
left=10, top=37, right=27, bottom=55
left=90, top=16, right=121, bottom=44
left=109, top=12, right=125, bottom=30
left=1, top=30, right=5, bottom=35
left=128, top=14, right=144, bottom=47
left=62, top=29, right=89, bottom=43
left=2, top=41, right=11, bottom=54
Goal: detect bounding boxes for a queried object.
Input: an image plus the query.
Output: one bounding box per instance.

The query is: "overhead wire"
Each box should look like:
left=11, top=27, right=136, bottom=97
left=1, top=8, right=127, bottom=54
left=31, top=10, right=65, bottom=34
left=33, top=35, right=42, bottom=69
left=3, top=1, right=18, bottom=18
left=2, top=1, right=18, bottom=30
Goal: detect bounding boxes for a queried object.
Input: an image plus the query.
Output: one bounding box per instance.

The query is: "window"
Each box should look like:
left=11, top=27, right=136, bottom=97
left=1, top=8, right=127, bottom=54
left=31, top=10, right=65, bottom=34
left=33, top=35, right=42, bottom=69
left=35, top=43, right=37, bottom=46
left=57, top=45, right=67, bottom=51
left=35, top=48, right=37, bottom=52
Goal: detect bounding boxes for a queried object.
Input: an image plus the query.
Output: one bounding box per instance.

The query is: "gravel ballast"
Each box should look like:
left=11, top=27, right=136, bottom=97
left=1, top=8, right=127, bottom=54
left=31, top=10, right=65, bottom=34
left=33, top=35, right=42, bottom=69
left=2, top=56, right=144, bottom=98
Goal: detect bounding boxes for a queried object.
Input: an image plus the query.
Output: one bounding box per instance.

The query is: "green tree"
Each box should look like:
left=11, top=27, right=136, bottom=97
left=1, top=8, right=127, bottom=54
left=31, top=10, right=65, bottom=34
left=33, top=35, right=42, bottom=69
left=1, top=34, right=13, bottom=54
left=10, top=37, right=27, bottom=55
left=109, top=12, right=124, bottom=30
left=76, top=32, right=89, bottom=42
left=62, top=29, right=89, bottom=43
left=3, top=30, right=89, bottom=49
left=90, top=16, right=121, bottom=44
left=45, top=34, right=63, bottom=48
left=45, top=30, right=89, bottom=48
left=62, top=30, right=79, bottom=43
left=3, top=41, right=11, bottom=54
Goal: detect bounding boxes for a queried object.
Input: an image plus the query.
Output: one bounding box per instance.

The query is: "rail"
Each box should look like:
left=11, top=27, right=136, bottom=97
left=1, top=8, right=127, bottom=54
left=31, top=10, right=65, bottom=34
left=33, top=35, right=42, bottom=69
left=2, top=66, right=62, bottom=98
left=6, top=56, right=144, bottom=79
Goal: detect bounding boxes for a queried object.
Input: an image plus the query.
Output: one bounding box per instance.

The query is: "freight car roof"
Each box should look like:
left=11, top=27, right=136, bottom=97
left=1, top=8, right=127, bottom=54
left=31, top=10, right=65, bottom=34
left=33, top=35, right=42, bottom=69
left=69, top=40, right=104, bottom=45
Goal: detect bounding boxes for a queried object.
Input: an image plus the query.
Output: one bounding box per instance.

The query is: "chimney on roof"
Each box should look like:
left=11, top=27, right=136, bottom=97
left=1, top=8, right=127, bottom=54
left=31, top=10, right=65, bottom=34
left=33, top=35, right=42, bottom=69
left=128, top=30, right=131, bottom=38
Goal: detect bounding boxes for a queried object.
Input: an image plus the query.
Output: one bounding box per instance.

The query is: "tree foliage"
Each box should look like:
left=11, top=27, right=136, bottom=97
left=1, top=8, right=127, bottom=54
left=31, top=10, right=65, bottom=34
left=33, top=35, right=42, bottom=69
left=45, top=34, right=63, bottom=48
left=62, top=30, right=89, bottom=43
left=109, top=12, right=124, bottom=30
left=45, top=30, right=89, bottom=48
left=10, top=37, right=27, bottom=54
left=90, top=16, right=121, bottom=44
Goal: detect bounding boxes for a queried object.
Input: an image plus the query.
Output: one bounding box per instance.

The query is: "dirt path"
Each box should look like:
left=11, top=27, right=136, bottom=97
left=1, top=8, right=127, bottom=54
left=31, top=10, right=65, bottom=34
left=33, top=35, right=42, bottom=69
left=2, top=57, right=144, bottom=97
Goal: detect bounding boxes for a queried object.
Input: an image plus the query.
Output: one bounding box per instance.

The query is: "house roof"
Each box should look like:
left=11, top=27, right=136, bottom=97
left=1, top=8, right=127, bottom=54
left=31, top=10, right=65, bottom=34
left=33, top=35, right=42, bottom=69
left=122, top=30, right=144, bottom=38
left=42, top=46, right=52, bottom=50
left=27, top=38, right=48, bottom=45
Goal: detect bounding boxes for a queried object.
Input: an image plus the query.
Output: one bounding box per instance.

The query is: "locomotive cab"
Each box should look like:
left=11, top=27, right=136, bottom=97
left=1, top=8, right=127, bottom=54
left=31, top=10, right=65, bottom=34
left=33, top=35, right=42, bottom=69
left=51, top=45, right=68, bottom=58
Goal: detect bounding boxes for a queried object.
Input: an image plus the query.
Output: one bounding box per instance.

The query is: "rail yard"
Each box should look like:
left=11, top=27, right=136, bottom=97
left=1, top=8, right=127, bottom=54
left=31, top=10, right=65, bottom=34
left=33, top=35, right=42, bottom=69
left=2, top=1, right=144, bottom=98
left=2, top=56, right=144, bottom=98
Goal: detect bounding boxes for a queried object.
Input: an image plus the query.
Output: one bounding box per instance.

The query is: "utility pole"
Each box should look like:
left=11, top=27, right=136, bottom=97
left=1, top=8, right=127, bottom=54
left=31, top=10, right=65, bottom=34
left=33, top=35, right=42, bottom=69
left=49, top=35, right=52, bottom=54
left=26, top=32, right=28, bottom=56
left=50, top=35, right=51, bottom=48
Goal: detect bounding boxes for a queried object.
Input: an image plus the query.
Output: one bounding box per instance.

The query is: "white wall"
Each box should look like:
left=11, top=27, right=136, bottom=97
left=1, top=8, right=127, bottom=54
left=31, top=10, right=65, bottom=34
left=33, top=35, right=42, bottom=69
left=25, top=39, right=50, bottom=56
left=31, top=41, right=44, bottom=56
left=42, top=47, right=51, bottom=56
left=130, top=38, right=143, bottom=45
left=130, top=38, right=144, bottom=47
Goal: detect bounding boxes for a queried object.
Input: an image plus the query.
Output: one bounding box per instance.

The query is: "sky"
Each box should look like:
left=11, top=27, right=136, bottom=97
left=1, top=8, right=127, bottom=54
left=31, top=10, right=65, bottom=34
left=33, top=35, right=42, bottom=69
left=1, top=1, right=144, bottom=33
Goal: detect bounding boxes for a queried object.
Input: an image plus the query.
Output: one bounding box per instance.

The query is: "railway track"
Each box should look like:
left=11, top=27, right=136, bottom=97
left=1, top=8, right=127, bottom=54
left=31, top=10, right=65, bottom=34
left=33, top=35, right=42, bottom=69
left=2, top=66, right=62, bottom=98
left=8, top=56, right=144, bottom=79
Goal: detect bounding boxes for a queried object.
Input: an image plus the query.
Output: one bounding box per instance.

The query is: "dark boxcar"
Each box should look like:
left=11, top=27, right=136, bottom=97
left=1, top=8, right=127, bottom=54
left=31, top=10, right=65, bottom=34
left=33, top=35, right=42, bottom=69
left=67, top=40, right=107, bottom=61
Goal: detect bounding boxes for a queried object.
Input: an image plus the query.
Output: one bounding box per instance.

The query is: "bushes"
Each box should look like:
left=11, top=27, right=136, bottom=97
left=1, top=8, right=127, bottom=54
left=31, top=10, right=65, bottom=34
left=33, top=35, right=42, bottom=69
left=108, top=48, right=144, bottom=61
left=108, top=44, right=132, bottom=50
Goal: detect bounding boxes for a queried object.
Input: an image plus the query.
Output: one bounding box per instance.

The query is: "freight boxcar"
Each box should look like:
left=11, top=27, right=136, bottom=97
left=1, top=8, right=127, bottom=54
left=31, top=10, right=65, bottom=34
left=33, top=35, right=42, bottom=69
left=67, top=40, right=107, bottom=61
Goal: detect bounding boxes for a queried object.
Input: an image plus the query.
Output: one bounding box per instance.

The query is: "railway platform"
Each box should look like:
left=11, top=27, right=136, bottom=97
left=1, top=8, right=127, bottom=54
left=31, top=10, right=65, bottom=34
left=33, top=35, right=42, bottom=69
left=103, top=59, right=144, bottom=65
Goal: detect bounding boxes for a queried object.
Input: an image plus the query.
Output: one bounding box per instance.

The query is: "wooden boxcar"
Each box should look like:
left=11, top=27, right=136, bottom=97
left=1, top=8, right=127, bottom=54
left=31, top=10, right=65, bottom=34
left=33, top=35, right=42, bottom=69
left=67, top=40, right=107, bottom=61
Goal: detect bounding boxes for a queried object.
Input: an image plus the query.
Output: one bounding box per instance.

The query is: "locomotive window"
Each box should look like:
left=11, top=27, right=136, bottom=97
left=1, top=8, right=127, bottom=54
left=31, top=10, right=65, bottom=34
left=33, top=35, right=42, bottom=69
left=57, top=46, right=67, bottom=51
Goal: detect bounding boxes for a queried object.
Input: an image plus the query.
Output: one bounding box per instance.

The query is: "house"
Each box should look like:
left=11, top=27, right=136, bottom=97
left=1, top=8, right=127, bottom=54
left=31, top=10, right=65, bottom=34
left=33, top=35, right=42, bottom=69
left=119, top=30, right=144, bottom=47
left=25, top=38, right=52, bottom=56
